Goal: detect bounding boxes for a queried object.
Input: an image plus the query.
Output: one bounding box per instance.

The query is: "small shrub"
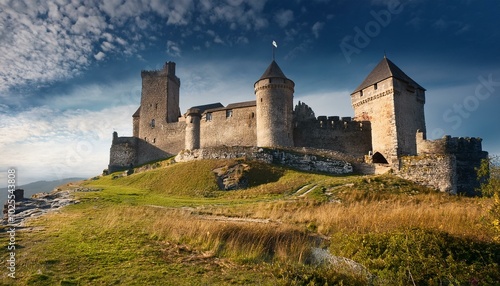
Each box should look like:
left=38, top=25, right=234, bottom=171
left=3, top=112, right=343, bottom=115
left=274, top=263, right=369, bottom=285
left=477, top=156, right=500, bottom=240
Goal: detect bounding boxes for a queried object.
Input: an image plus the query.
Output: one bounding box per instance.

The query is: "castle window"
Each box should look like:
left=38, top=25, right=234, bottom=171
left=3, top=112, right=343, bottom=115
left=374, top=83, right=378, bottom=90
left=226, top=109, right=233, bottom=118
left=153, top=138, right=156, bottom=143
left=206, top=112, right=212, bottom=121
left=150, top=119, right=155, bottom=128
left=251, top=112, right=255, bottom=119
left=360, top=90, right=363, bottom=97
left=155, top=103, right=158, bottom=109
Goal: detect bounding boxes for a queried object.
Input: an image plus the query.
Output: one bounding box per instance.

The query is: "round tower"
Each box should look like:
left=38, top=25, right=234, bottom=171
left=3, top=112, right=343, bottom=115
left=254, top=60, right=295, bottom=147
left=185, top=108, right=201, bottom=150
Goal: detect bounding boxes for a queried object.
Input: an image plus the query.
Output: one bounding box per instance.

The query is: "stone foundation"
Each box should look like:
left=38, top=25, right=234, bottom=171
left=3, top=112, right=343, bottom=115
left=175, top=146, right=353, bottom=175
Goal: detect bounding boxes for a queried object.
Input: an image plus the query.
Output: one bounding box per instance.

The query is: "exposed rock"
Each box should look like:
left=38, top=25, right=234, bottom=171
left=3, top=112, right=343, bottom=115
left=309, top=247, right=374, bottom=281
left=3, top=188, right=101, bottom=227
left=213, top=163, right=250, bottom=190
left=176, top=146, right=353, bottom=175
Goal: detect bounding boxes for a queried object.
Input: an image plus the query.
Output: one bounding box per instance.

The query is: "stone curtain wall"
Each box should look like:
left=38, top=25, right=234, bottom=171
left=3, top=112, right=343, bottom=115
left=148, top=121, right=186, bottom=156
left=200, top=106, right=257, bottom=148
left=293, top=118, right=372, bottom=158
left=108, top=135, right=138, bottom=173
left=109, top=120, right=187, bottom=172
left=398, top=154, right=457, bottom=193
left=403, top=132, right=489, bottom=195
left=134, top=139, right=170, bottom=166
left=446, top=137, right=488, bottom=196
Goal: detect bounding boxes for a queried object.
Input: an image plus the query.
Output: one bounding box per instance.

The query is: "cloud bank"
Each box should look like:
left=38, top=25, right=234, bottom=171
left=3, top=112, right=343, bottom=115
left=0, top=0, right=271, bottom=93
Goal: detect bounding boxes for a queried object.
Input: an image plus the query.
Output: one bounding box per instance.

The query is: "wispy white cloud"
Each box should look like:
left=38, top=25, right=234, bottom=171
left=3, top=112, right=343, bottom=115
left=0, top=76, right=142, bottom=185
left=167, top=40, right=182, bottom=57
left=199, top=0, right=269, bottom=30
left=0, top=0, right=272, bottom=93
left=312, top=21, right=325, bottom=38
left=94, top=51, right=106, bottom=61
left=0, top=0, right=139, bottom=92
left=0, top=103, right=137, bottom=185
left=275, top=9, right=294, bottom=28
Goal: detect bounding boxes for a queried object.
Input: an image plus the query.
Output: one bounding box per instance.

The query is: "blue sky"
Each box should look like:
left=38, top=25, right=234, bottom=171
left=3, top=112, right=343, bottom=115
left=1, top=0, right=499, bottom=186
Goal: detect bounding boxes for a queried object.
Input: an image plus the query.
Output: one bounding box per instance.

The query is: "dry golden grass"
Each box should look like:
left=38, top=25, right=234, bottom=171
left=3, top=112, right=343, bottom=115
left=200, top=192, right=493, bottom=241
left=99, top=205, right=313, bottom=263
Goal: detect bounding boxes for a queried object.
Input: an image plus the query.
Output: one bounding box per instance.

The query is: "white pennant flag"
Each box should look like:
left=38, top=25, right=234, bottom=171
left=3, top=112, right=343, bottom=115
left=272, top=41, right=278, bottom=48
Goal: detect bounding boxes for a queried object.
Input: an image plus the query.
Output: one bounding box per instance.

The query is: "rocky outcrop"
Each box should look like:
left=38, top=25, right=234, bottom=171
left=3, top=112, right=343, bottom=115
left=176, top=146, right=353, bottom=175
left=213, top=163, right=250, bottom=190
left=2, top=187, right=101, bottom=227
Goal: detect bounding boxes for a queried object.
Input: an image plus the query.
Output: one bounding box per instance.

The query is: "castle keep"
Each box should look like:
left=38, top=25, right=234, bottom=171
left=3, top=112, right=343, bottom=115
left=109, top=57, right=488, bottom=195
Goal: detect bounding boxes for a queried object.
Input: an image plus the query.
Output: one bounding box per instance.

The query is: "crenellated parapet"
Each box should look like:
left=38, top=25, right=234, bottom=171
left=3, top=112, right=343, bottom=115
left=294, top=116, right=372, bottom=157
left=444, top=136, right=484, bottom=154
left=417, top=131, right=484, bottom=155
left=313, top=116, right=368, bottom=131
left=141, top=61, right=180, bottom=85
left=412, top=130, right=488, bottom=195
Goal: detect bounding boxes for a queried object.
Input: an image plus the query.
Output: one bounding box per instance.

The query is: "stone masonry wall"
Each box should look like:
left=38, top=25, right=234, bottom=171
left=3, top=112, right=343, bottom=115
left=293, top=117, right=372, bottom=158
left=393, top=78, right=426, bottom=156
left=135, top=139, right=171, bottom=166
left=352, top=77, right=398, bottom=161
left=109, top=134, right=137, bottom=173
left=397, top=154, right=457, bottom=193
left=411, top=132, right=488, bottom=195
left=200, top=106, right=257, bottom=148
left=175, top=146, right=353, bottom=175
left=149, top=121, right=186, bottom=156
left=255, top=77, right=294, bottom=147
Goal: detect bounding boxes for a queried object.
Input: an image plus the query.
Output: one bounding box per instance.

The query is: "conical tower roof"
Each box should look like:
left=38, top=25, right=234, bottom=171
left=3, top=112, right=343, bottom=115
left=352, top=57, right=425, bottom=94
left=258, top=60, right=289, bottom=80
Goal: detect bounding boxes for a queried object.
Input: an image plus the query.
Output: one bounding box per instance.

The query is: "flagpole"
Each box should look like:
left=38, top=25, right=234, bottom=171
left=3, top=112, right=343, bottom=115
left=272, top=41, right=277, bottom=61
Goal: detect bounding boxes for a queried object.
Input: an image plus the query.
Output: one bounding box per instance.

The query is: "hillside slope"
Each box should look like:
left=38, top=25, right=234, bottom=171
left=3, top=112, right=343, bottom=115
left=1, top=159, right=499, bottom=285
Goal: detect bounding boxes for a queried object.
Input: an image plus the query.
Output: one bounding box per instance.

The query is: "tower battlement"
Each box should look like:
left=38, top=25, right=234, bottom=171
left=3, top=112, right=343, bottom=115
left=417, top=131, right=484, bottom=155
left=141, top=62, right=180, bottom=85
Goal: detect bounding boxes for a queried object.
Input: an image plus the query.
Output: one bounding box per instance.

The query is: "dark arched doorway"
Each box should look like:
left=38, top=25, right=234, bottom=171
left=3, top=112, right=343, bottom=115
left=372, top=152, right=388, bottom=164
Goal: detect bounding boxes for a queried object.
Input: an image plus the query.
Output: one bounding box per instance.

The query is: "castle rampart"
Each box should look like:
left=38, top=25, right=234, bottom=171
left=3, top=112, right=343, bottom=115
left=398, top=131, right=489, bottom=195
left=109, top=132, right=137, bottom=173
left=294, top=115, right=372, bottom=158
left=200, top=103, right=257, bottom=148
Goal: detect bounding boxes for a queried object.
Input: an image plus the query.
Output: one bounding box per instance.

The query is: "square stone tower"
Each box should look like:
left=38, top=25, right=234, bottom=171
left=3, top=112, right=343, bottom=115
left=351, top=57, right=426, bottom=163
left=135, top=62, right=181, bottom=142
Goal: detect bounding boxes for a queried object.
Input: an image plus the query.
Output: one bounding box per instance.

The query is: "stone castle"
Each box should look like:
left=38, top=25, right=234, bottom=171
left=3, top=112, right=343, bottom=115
left=109, top=57, right=488, bottom=195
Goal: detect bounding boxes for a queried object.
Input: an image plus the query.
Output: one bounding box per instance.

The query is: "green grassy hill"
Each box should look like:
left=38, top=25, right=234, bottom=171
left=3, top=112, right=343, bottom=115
left=1, top=159, right=499, bottom=285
